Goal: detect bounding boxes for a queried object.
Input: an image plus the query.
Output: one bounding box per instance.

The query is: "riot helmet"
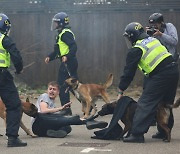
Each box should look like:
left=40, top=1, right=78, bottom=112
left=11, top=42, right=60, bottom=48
left=0, top=13, right=11, bottom=35
left=51, top=12, right=69, bottom=31
left=123, top=22, right=144, bottom=48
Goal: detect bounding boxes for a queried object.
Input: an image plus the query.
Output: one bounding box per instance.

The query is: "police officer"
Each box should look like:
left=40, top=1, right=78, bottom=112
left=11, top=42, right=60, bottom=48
left=45, top=12, right=78, bottom=115
left=0, top=13, right=27, bottom=147
left=117, top=22, right=179, bottom=143
left=147, top=13, right=179, bottom=61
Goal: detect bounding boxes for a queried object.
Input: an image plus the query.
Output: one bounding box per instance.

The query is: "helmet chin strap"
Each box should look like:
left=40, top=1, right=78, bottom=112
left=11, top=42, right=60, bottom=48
left=57, top=26, right=63, bottom=33
left=6, top=29, right=11, bottom=36
left=0, top=30, right=10, bottom=36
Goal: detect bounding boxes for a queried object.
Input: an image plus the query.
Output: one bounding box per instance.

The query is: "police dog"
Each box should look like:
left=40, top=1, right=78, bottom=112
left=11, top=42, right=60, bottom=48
left=0, top=98, right=38, bottom=137
left=65, top=73, right=113, bottom=119
left=97, top=97, right=180, bottom=142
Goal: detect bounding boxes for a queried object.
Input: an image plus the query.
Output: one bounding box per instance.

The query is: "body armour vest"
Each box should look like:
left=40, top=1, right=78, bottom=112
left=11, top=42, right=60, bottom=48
left=0, top=33, right=10, bottom=67
left=57, top=28, right=75, bottom=57
left=134, top=37, right=171, bottom=75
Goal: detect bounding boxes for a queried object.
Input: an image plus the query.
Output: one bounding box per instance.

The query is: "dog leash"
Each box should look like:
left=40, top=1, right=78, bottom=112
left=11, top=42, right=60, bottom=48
left=63, top=63, right=100, bottom=119
left=63, top=62, right=82, bottom=103
left=63, top=62, right=71, bottom=77
left=63, top=61, right=73, bottom=92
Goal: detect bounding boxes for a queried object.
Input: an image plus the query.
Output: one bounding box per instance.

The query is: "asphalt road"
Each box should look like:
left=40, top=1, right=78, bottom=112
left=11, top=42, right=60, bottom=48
left=0, top=94, right=180, bottom=154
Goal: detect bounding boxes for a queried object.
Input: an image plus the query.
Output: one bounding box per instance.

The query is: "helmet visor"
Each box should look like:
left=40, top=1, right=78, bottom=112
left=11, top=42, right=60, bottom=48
left=124, top=34, right=132, bottom=49
left=51, top=19, right=59, bottom=31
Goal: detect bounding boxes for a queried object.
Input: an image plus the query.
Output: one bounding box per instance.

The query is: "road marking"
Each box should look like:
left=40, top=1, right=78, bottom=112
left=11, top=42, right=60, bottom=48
left=81, top=148, right=94, bottom=153
left=81, top=148, right=112, bottom=153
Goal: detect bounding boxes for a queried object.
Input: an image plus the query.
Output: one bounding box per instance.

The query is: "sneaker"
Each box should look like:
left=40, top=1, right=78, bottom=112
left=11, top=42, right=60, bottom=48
left=7, top=137, right=27, bottom=147
left=46, top=129, right=67, bottom=138
left=86, top=120, right=108, bottom=130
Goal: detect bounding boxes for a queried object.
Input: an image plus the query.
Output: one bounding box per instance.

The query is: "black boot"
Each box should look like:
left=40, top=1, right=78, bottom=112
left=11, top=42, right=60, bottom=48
left=86, top=120, right=108, bottom=130
left=7, top=137, right=27, bottom=147
left=123, top=134, right=145, bottom=143
left=152, top=132, right=165, bottom=139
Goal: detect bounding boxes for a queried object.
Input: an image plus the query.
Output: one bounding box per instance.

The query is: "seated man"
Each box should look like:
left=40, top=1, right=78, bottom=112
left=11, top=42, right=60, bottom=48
left=31, top=81, right=108, bottom=138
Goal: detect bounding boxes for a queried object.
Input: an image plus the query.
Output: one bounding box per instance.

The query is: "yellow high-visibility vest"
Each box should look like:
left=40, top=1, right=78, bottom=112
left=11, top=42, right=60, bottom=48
left=57, top=28, right=75, bottom=57
left=0, top=33, right=10, bottom=67
left=134, top=37, right=171, bottom=75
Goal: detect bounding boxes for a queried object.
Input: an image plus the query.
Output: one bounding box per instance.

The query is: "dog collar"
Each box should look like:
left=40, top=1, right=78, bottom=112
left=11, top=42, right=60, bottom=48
left=74, top=82, right=79, bottom=90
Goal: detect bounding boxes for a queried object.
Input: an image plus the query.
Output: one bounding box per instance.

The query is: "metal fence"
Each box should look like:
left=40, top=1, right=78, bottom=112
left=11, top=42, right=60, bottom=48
left=0, top=0, right=180, bottom=87
left=0, top=0, right=180, bottom=13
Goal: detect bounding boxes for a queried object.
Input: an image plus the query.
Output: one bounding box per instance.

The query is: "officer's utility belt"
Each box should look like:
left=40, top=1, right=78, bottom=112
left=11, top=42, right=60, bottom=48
left=0, top=67, right=8, bottom=73
left=146, top=62, right=177, bottom=77
left=163, top=62, right=177, bottom=69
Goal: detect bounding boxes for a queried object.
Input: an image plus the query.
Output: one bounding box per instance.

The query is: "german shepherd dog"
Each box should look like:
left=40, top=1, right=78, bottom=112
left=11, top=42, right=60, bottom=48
left=65, top=73, right=113, bottom=119
left=0, top=98, right=38, bottom=137
left=96, top=97, right=180, bottom=142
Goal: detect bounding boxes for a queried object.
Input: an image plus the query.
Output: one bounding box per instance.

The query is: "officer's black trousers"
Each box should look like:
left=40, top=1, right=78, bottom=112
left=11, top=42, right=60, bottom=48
left=58, top=57, right=78, bottom=106
left=32, top=113, right=84, bottom=137
left=131, top=63, right=179, bottom=135
left=0, top=70, right=21, bottom=137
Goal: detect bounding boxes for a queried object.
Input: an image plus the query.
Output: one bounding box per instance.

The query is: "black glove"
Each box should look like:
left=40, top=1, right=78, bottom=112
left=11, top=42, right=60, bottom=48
left=14, top=62, right=23, bottom=74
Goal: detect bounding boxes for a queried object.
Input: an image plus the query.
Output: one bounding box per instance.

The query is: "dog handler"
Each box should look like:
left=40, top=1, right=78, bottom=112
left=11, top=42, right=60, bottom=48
left=31, top=81, right=108, bottom=137
left=117, top=22, right=179, bottom=143
left=45, top=12, right=78, bottom=115
left=0, top=13, right=27, bottom=147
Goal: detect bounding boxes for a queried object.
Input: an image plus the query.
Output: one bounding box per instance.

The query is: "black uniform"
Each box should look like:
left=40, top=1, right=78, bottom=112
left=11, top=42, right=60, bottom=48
left=0, top=35, right=23, bottom=137
left=119, top=47, right=179, bottom=135
left=48, top=28, right=78, bottom=106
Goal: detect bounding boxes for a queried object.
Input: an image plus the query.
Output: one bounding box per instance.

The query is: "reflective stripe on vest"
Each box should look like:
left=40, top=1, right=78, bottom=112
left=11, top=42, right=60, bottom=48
left=134, top=37, right=171, bottom=75
left=57, top=28, right=75, bottom=57
left=0, top=33, right=10, bottom=67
